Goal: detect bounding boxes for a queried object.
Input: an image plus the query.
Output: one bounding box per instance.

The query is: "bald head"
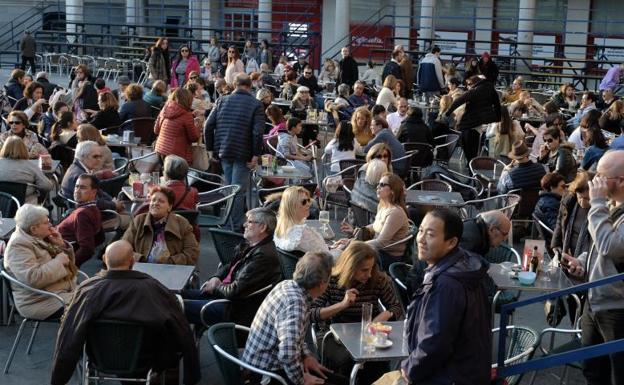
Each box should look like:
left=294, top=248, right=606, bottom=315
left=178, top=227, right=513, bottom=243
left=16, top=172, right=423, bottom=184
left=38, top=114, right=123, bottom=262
left=596, top=150, right=624, bottom=203
left=103, top=240, right=135, bottom=270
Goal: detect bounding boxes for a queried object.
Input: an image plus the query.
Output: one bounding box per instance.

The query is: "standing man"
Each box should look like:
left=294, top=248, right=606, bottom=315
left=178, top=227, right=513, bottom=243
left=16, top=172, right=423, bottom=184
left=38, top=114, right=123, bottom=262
left=381, top=49, right=403, bottom=84
left=563, top=150, right=624, bottom=385
left=337, top=47, right=359, bottom=89
left=205, top=73, right=264, bottom=232
left=417, top=46, right=445, bottom=98
left=19, top=30, right=36, bottom=73
left=397, top=45, right=414, bottom=99
left=446, top=75, right=501, bottom=163
left=401, top=208, right=491, bottom=385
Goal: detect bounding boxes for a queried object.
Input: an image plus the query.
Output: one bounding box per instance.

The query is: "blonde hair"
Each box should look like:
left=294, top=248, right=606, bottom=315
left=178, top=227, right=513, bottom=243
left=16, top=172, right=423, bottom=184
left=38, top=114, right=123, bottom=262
left=606, top=100, right=624, bottom=120
left=365, top=143, right=393, bottom=172
left=383, top=74, right=397, bottom=89
left=151, top=80, right=167, bottom=96
left=275, top=186, right=310, bottom=238
left=77, top=124, right=106, bottom=145
left=438, top=95, right=453, bottom=115
left=350, top=106, right=372, bottom=135
left=332, top=241, right=378, bottom=288
left=0, top=136, right=28, bottom=160
left=98, top=91, right=119, bottom=110
left=364, top=158, right=388, bottom=185
left=378, top=172, right=408, bottom=215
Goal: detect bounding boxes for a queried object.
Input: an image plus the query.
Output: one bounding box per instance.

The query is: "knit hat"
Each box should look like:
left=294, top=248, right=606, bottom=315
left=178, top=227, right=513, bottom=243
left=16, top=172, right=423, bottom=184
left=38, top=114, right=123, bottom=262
left=482, top=51, right=491, bottom=60
left=508, top=141, right=530, bottom=160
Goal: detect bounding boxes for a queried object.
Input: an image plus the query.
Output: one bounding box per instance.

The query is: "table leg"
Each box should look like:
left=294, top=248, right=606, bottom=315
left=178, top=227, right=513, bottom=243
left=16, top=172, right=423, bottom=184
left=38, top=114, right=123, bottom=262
left=349, top=362, right=363, bottom=385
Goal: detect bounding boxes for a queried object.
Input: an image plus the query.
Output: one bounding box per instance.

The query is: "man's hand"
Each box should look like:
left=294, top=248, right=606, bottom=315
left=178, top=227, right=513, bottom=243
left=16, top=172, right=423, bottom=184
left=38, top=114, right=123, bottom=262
left=303, top=355, right=331, bottom=379
left=589, top=175, right=609, bottom=200
left=202, top=277, right=222, bottom=294
left=340, top=288, right=358, bottom=310
left=561, top=253, right=584, bottom=278
left=247, top=156, right=258, bottom=169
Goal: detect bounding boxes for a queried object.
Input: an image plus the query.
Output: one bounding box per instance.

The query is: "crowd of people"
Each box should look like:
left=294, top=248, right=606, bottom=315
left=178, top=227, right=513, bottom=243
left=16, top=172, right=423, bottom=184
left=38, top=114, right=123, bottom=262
left=1, top=33, right=624, bottom=385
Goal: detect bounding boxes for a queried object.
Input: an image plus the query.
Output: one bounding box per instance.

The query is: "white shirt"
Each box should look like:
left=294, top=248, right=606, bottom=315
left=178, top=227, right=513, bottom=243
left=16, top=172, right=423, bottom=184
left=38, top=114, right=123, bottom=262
left=387, top=112, right=408, bottom=135
left=274, top=224, right=329, bottom=253
left=324, top=138, right=362, bottom=172
left=568, top=127, right=585, bottom=152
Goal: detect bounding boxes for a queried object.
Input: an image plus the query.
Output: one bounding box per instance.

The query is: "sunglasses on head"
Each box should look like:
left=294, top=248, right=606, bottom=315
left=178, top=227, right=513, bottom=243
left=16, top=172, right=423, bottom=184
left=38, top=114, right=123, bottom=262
left=300, top=198, right=311, bottom=206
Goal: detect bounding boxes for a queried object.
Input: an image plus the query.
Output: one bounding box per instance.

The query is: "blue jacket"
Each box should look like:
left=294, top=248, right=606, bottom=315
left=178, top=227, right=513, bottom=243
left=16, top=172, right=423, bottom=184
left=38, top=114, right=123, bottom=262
left=205, top=89, right=264, bottom=161
left=362, top=129, right=407, bottom=174
left=417, top=53, right=444, bottom=92
left=5, top=79, right=23, bottom=106
left=401, top=247, right=491, bottom=385
left=533, top=191, right=562, bottom=230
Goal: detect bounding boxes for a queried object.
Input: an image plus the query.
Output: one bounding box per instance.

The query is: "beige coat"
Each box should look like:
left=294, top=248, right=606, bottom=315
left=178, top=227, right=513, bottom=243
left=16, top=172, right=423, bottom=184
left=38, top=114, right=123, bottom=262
left=3, top=227, right=77, bottom=320
left=122, top=212, right=199, bottom=266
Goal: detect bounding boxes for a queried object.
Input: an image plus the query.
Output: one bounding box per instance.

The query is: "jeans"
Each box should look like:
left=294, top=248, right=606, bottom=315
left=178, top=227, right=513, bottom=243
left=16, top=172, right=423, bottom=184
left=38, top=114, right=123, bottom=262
left=581, top=303, right=624, bottom=385
left=180, top=289, right=228, bottom=326
left=221, top=158, right=251, bottom=232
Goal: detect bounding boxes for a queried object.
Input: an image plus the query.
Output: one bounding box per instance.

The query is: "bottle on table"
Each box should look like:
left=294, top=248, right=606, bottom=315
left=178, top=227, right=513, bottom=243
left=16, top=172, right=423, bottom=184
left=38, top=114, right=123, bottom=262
left=529, top=246, right=539, bottom=274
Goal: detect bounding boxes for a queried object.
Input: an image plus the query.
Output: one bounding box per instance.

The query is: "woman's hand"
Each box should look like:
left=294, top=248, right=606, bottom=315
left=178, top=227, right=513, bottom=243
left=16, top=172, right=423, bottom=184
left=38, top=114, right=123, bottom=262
left=539, top=143, right=549, bottom=157
left=372, top=310, right=394, bottom=323
left=55, top=252, right=70, bottom=267
left=340, top=288, right=358, bottom=310
left=47, top=227, right=65, bottom=247
left=340, top=221, right=354, bottom=234
left=330, top=238, right=350, bottom=250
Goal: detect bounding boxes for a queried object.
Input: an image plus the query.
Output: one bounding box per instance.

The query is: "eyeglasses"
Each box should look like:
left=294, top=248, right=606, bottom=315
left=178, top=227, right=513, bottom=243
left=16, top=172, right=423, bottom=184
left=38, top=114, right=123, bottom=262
left=181, top=49, right=189, bottom=52
left=244, top=219, right=261, bottom=225
left=189, top=76, right=198, bottom=80
left=375, top=154, right=390, bottom=160
left=300, top=198, right=311, bottom=206
left=496, top=227, right=509, bottom=237
left=304, top=72, right=312, bottom=75
left=7, top=121, right=22, bottom=125
left=543, top=137, right=555, bottom=143
left=377, top=182, right=390, bottom=188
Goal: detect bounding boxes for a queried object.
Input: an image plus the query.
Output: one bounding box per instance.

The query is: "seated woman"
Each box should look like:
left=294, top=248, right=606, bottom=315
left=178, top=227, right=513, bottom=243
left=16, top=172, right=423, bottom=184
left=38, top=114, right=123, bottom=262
left=501, top=77, right=523, bottom=105
left=290, top=86, right=316, bottom=118
left=3, top=204, right=77, bottom=320
left=599, top=100, right=624, bottom=135
left=351, top=159, right=388, bottom=214
left=265, top=104, right=286, bottom=137
left=486, top=106, right=524, bottom=158
left=118, top=84, right=152, bottom=122
left=359, top=142, right=393, bottom=177
left=533, top=172, right=566, bottom=230
left=550, top=82, right=579, bottom=111
left=0, top=137, right=53, bottom=203
left=538, top=126, right=577, bottom=183
left=122, top=186, right=199, bottom=265
left=311, top=241, right=403, bottom=380
left=13, top=81, right=47, bottom=121
left=50, top=111, right=78, bottom=148
left=143, top=79, right=167, bottom=110
left=274, top=186, right=329, bottom=254
left=351, top=106, right=374, bottom=146
left=528, top=113, right=565, bottom=159
left=396, top=106, right=434, bottom=145
left=581, top=120, right=609, bottom=171
left=0, top=111, right=48, bottom=159
left=375, top=74, right=397, bottom=111
left=39, top=101, right=69, bottom=141
left=324, top=120, right=360, bottom=173
left=85, top=91, right=121, bottom=130
left=276, top=117, right=313, bottom=174
left=76, top=124, right=114, bottom=171
left=337, top=173, right=410, bottom=270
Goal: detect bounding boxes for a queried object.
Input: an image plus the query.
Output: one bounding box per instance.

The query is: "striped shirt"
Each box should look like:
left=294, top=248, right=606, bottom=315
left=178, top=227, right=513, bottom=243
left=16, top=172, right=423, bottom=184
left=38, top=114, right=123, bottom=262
left=310, top=272, right=403, bottom=325
left=243, top=280, right=312, bottom=385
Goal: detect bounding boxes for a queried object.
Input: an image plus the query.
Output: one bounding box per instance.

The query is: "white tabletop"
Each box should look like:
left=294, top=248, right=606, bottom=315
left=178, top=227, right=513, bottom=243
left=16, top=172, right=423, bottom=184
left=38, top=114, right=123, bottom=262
left=133, top=262, right=196, bottom=292
left=330, top=321, right=408, bottom=362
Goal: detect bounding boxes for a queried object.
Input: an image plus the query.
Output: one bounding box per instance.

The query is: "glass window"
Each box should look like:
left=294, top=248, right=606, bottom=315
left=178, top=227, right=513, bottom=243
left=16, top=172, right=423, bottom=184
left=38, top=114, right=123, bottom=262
left=591, top=0, right=624, bottom=36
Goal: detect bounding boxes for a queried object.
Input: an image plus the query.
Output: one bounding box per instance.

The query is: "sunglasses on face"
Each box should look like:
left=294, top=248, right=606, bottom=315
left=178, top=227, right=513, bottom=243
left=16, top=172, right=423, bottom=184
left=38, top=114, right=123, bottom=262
left=189, top=76, right=198, bottom=80
left=377, top=182, right=390, bottom=188
left=181, top=49, right=189, bottom=52
left=304, top=72, right=312, bottom=75
left=543, top=137, right=555, bottom=143
left=375, top=154, right=390, bottom=160
left=8, top=121, right=22, bottom=125
left=300, top=198, right=311, bottom=206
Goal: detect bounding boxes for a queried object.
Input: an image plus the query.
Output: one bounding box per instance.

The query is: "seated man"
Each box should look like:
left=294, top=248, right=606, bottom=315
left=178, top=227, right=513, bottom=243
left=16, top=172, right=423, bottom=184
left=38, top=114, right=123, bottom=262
left=400, top=208, right=491, bottom=385
left=348, top=80, right=374, bottom=109
left=243, top=251, right=348, bottom=385
left=56, top=174, right=104, bottom=266
left=497, top=141, right=547, bottom=194
left=460, top=210, right=511, bottom=257
left=50, top=240, right=200, bottom=385
left=363, top=116, right=407, bottom=175
left=181, top=207, right=281, bottom=326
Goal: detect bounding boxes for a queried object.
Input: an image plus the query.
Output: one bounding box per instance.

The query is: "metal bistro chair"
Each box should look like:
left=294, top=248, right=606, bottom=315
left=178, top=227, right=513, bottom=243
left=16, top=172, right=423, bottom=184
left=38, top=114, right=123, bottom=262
left=388, top=262, right=412, bottom=313
left=437, top=170, right=484, bottom=201
left=207, top=323, right=288, bottom=385
left=99, top=173, right=129, bottom=198
left=402, top=142, right=434, bottom=182
left=128, top=151, right=161, bottom=174
left=119, top=117, right=156, bottom=145
left=492, top=325, right=539, bottom=385
left=350, top=203, right=374, bottom=228
left=433, top=134, right=460, bottom=166
left=197, top=184, right=240, bottom=228
left=1, top=265, right=88, bottom=374
left=486, top=244, right=522, bottom=323
left=277, top=248, right=303, bottom=280
left=207, top=228, right=246, bottom=267
left=321, top=164, right=360, bottom=216
left=460, top=194, right=512, bottom=220
left=0, top=181, right=46, bottom=206
left=0, top=191, right=21, bottom=218
left=407, top=179, right=452, bottom=192
left=533, top=213, right=554, bottom=257
left=469, top=156, right=507, bottom=197
left=112, top=157, right=129, bottom=174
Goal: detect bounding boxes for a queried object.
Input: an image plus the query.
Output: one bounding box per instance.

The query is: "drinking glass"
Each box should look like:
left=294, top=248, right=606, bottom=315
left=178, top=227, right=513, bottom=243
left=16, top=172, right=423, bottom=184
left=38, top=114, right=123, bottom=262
left=319, top=211, right=330, bottom=225
left=151, top=171, right=160, bottom=186
left=361, top=303, right=375, bottom=353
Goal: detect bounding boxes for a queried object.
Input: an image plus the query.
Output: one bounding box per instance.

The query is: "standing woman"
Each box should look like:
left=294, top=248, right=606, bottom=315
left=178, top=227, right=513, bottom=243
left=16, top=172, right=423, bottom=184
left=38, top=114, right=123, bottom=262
left=170, top=45, right=200, bottom=89
left=154, top=88, right=200, bottom=164
left=148, top=37, right=170, bottom=83
left=206, top=37, right=221, bottom=74
left=259, top=39, right=272, bottom=69
left=224, top=46, right=245, bottom=86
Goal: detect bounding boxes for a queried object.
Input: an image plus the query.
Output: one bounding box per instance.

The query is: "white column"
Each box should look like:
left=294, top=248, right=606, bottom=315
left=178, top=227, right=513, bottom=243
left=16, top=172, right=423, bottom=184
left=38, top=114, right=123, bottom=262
left=201, top=0, right=220, bottom=50
left=321, top=0, right=336, bottom=59
left=189, top=0, right=202, bottom=39
left=65, top=0, right=83, bottom=44
left=418, top=0, right=435, bottom=51
left=334, top=0, right=350, bottom=55
left=258, top=0, right=272, bottom=42
left=564, top=0, right=591, bottom=87
left=394, top=0, right=411, bottom=49
left=516, top=0, right=536, bottom=58
left=126, top=0, right=144, bottom=36
left=474, top=0, right=494, bottom=54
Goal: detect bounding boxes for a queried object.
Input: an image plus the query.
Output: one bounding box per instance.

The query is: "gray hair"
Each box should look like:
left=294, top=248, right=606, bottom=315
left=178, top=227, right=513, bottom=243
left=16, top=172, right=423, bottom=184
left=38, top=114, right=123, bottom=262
left=15, top=204, right=49, bottom=233
left=365, top=158, right=388, bottom=185
left=75, top=140, right=98, bottom=160
left=293, top=251, right=334, bottom=290
left=35, top=71, right=48, bottom=80
left=247, top=207, right=276, bottom=235
left=337, top=83, right=350, bottom=98
left=234, top=73, right=252, bottom=88
left=479, top=210, right=510, bottom=229
left=163, top=155, right=188, bottom=181
left=256, top=88, right=272, bottom=101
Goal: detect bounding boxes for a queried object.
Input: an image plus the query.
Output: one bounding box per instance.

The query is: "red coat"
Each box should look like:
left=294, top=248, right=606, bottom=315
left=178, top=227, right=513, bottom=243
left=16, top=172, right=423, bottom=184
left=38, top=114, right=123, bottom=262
left=154, top=101, right=200, bottom=163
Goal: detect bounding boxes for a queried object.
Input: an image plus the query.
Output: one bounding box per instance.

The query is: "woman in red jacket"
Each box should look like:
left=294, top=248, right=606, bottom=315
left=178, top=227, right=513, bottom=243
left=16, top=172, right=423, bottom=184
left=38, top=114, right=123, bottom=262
left=154, top=88, right=200, bottom=163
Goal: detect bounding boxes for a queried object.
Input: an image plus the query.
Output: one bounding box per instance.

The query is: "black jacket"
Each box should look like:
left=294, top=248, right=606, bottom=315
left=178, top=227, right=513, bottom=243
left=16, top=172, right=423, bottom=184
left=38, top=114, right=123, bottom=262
left=460, top=216, right=490, bottom=257
left=551, top=193, right=591, bottom=257
left=51, top=270, right=200, bottom=385
left=401, top=247, right=491, bottom=385
left=297, top=75, right=322, bottom=97
left=599, top=113, right=623, bottom=135
left=119, top=99, right=152, bottom=122
left=5, top=78, right=23, bottom=105
left=382, top=61, right=402, bottom=83
left=212, top=236, right=281, bottom=325
left=89, top=107, right=122, bottom=130
left=479, top=60, right=499, bottom=84
left=534, top=191, right=562, bottom=230
left=447, top=78, right=501, bottom=131
left=338, top=56, right=359, bottom=87
left=538, top=143, right=577, bottom=183
left=36, top=77, right=58, bottom=100
left=397, top=115, right=434, bottom=145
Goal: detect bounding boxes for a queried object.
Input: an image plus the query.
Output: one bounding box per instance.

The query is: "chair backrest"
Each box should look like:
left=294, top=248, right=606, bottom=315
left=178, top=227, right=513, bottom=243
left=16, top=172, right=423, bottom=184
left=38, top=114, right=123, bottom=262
left=492, top=326, right=539, bottom=385
left=174, top=209, right=199, bottom=226
left=0, top=191, right=21, bottom=218
left=198, top=184, right=241, bottom=227
left=402, top=142, right=434, bottom=168
left=437, top=173, right=481, bottom=201
left=86, top=319, right=153, bottom=377
left=339, top=159, right=365, bottom=179
left=263, top=134, right=279, bottom=155
left=469, top=156, right=505, bottom=175
left=461, top=194, right=509, bottom=219
left=350, top=203, right=372, bottom=227
left=388, top=262, right=411, bottom=312
left=207, top=323, right=244, bottom=385
left=509, top=189, right=539, bottom=219
left=187, top=168, right=224, bottom=193
left=113, top=157, right=129, bottom=173
left=485, top=243, right=522, bottom=265
left=407, top=179, right=452, bottom=192
left=433, top=134, right=460, bottom=163
left=277, top=248, right=303, bottom=280
left=120, top=118, right=156, bottom=145
left=532, top=213, right=553, bottom=254
left=128, top=151, right=161, bottom=174
left=208, top=228, right=246, bottom=266
left=0, top=182, right=28, bottom=205
left=501, top=193, right=521, bottom=219
left=257, top=185, right=289, bottom=205
left=99, top=173, right=129, bottom=197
